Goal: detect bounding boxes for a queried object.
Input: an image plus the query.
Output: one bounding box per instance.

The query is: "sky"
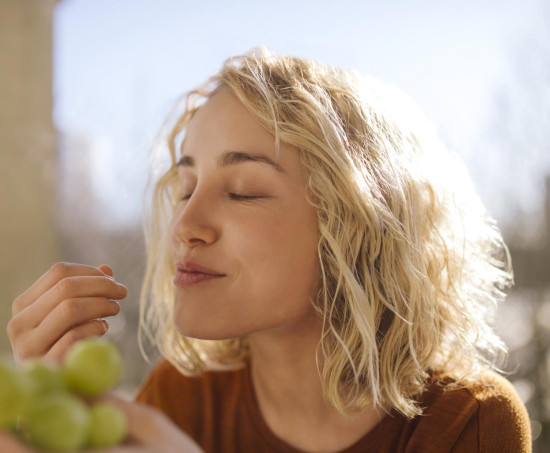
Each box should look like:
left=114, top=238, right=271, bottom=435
left=53, top=0, right=549, bottom=236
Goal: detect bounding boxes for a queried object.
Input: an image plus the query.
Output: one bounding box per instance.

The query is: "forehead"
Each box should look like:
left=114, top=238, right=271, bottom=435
left=181, top=88, right=302, bottom=177
left=184, top=88, right=274, bottom=153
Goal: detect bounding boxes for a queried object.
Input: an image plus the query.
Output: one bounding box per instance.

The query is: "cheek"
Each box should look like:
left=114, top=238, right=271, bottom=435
left=173, top=204, right=320, bottom=340
left=233, top=206, right=320, bottom=304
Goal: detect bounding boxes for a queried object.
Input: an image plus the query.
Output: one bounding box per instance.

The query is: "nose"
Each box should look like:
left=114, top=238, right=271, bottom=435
left=169, top=191, right=218, bottom=251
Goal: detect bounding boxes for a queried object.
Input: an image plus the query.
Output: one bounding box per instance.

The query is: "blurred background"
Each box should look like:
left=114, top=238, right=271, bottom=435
left=1, top=0, right=548, bottom=450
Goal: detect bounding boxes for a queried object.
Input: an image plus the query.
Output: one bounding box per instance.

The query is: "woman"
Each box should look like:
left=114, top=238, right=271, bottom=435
left=3, top=49, right=531, bottom=452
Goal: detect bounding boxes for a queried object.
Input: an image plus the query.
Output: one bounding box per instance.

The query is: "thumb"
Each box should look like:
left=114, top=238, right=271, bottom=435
left=98, top=264, right=114, bottom=277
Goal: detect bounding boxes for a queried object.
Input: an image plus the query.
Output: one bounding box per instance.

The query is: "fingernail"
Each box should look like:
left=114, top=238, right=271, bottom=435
left=101, top=320, right=109, bottom=332
left=111, top=300, right=121, bottom=313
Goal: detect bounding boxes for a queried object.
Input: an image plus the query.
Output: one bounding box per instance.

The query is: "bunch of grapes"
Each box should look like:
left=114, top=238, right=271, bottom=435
left=0, top=338, right=128, bottom=451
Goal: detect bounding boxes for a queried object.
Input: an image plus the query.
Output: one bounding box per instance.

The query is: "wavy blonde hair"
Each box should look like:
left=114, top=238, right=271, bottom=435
left=139, top=48, right=512, bottom=418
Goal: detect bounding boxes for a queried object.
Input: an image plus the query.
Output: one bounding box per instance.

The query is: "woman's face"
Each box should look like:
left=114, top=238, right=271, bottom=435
left=169, top=88, right=321, bottom=340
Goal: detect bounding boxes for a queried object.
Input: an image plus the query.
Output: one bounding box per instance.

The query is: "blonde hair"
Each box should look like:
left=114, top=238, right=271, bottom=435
left=139, top=48, right=512, bottom=418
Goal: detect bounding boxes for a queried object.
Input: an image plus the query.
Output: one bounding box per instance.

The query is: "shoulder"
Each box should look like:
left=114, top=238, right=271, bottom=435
left=456, top=371, right=531, bottom=452
left=406, top=370, right=531, bottom=453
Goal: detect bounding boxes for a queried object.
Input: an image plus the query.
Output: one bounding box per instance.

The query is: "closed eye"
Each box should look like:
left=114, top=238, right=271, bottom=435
left=180, top=193, right=268, bottom=202
left=227, top=193, right=267, bottom=202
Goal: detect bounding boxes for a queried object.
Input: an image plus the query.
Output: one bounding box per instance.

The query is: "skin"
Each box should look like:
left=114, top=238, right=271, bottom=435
left=2, top=88, right=385, bottom=453
left=7, top=262, right=126, bottom=362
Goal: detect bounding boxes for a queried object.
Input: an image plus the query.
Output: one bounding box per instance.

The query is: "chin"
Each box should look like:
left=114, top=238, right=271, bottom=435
left=175, top=325, right=229, bottom=340
left=173, top=311, right=246, bottom=341
left=173, top=293, right=260, bottom=340
left=174, top=311, right=277, bottom=341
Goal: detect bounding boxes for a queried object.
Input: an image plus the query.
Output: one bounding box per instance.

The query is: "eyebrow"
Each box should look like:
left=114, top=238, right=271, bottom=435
left=176, top=151, right=285, bottom=174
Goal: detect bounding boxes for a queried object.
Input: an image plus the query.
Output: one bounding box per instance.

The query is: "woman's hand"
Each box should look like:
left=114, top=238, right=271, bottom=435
left=87, top=392, right=204, bottom=453
left=6, top=262, right=127, bottom=363
left=0, top=394, right=203, bottom=453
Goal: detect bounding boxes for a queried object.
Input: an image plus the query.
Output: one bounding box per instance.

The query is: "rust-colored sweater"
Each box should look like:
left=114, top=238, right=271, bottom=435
left=134, top=359, right=531, bottom=453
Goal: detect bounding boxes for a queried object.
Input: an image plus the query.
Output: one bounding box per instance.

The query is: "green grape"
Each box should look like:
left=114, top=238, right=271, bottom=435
left=87, top=402, right=128, bottom=449
left=0, top=360, right=30, bottom=429
left=22, top=392, right=90, bottom=452
left=22, top=359, right=67, bottom=396
left=63, top=338, right=122, bottom=396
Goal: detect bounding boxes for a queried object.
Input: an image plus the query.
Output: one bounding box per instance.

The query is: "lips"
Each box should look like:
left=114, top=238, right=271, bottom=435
left=175, top=259, right=225, bottom=276
left=174, top=259, right=226, bottom=287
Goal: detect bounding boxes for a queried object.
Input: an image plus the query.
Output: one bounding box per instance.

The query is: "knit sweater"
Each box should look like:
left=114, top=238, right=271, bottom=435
left=135, top=359, right=531, bottom=453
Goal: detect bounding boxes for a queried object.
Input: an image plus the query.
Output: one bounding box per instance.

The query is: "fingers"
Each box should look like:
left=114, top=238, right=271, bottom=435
left=10, top=291, right=123, bottom=361
left=8, top=276, right=128, bottom=344
left=22, top=276, right=126, bottom=329
left=12, top=263, right=112, bottom=316
left=7, top=262, right=127, bottom=363
left=42, top=320, right=110, bottom=363
left=28, top=296, right=120, bottom=354
left=13, top=316, right=111, bottom=362
left=98, top=264, right=114, bottom=278
left=41, top=297, right=120, bottom=338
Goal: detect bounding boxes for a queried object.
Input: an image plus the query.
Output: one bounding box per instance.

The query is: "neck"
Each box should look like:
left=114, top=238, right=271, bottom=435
left=249, top=312, right=326, bottom=417
left=247, top=312, right=387, bottom=452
